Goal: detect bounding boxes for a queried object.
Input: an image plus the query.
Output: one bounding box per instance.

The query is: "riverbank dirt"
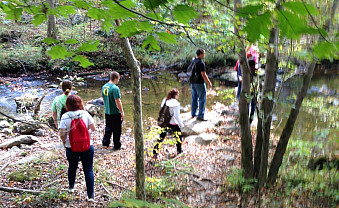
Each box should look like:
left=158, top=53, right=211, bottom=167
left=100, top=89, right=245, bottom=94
left=0, top=103, right=244, bottom=208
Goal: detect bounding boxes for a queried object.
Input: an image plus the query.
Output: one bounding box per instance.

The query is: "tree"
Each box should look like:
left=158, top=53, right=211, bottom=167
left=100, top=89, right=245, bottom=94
left=47, top=0, right=57, bottom=39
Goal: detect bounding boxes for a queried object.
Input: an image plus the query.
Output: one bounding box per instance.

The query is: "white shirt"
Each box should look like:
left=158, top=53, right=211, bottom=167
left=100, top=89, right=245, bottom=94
left=59, top=110, right=95, bottom=148
left=161, top=98, right=184, bottom=129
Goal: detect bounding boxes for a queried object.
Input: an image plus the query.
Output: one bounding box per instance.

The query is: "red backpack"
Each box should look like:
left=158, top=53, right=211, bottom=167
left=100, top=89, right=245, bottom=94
left=68, top=113, right=90, bottom=152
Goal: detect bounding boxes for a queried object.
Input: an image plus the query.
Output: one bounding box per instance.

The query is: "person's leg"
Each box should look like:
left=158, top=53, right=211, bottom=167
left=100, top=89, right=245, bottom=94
left=171, top=125, right=182, bottom=154
left=66, top=148, right=80, bottom=189
left=191, top=84, right=198, bottom=118
left=249, top=96, right=256, bottom=123
left=153, top=128, right=167, bottom=156
left=196, top=84, right=207, bottom=119
left=80, top=146, right=95, bottom=199
left=102, top=114, right=113, bottom=147
left=237, top=80, right=241, bottom=100
left=112, top=113, right=122, bottom=149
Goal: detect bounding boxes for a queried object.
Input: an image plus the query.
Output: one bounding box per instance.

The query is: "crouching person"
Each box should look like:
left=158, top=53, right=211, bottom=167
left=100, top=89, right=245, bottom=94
left=59, top=94, right=96, bottom=202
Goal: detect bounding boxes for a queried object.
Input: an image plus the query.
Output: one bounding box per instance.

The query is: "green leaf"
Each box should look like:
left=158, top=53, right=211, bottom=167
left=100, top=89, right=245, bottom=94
left=173, top=5, right=198, bottom=24
left=32, top=14, right=47, bottom=26
left=104, top=0, right=137, bottom=19
left=4, top=7, right=23, bottom=20
left=282, top=2, right=318, bottom=16
left=156, top=32, right=178, bottom=44
left=277, top=10, right=308, bottom=39
left=115, top=21, right=152, bottom=37
left=87, top=8, right=105, bottom=20
left=77, top=40, right=99, bottom=52
left=142, top=35, right=160, bottom=51
left=238, top=4, right=264, bottom=17
left=138, top=21, right=153, bottom=33
left=42, top=37, right=59, bottom=44
left=143, top=0, right=168, bottom=9
left=146, top=12, right=164, bottom=21
left=56, top=5, right=76, bottom=17
left=64, top=39, right=78, bottom=44
left=313, top=42, right=337, bottom=60
left=73, top=55, right=94, bottom=68
left=47, top=45, right=73, bottom=59
left=244, top=11, right=272, bottom=42
left=73, top=0, right=92, bottom=9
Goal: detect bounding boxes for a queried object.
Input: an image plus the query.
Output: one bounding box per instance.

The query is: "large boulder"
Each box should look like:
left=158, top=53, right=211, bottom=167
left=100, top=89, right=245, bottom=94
left=0, top=120, right=11, bottom=129
left=219, top=72, right=238, bottom=87
left=14, top=94, right=39, bottom=113
left=181, top=112, right=223, bottom=136
left=13, top=116, right=38, bottom=133
left=185, top=133, right=218, bottom=145
left=85, top=103, right=105, bottom=123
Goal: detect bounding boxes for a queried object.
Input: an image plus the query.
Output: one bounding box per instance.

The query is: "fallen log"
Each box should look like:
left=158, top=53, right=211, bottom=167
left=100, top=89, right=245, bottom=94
left=0, top=186, right=45, bottom=195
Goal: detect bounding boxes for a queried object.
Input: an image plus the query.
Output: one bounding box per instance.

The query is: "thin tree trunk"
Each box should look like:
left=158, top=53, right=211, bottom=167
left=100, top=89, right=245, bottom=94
left=258, top=27, right=279, bottom=188
left=267, top=0, right=338, bottom=185
left=115, top=19, right=145, bottom=200
left=267, top=61, right=316, bottom=185
left=239, top=49, right=254, bottom=179
left=47, top=0, right=57, bottom=39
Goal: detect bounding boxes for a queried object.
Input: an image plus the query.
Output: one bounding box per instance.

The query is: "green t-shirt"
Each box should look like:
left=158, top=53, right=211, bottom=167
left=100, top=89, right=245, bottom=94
left=51, top=94, right=67, bottom=121
left=102, top=83, right=121, bottom=115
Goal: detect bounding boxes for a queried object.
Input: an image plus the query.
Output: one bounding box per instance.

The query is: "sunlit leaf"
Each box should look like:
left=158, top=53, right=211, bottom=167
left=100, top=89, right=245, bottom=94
left=42, top=37, right=59, bottom=44
left=104, top=0, right=137, bottom=19
left=142, top=35, right=160, bottom=51
left=4, top=7, right=23, bottom=20
left=173, top=5, right=198, bottom=24
left=77, top=40, right=99, bottom=52
left=143, top=0, right=168, bottom=9
left=73, top=55, right=94, bottom=68
left=47, top=45, right=73, bottom=59
left=32, top=14, right=47, bottom=26
left=55, top=5, right=76, bottom=17
left=313, top=41, right=337, bottom=60
left=64, top=39, right=78, bottom=44
left=244, top=11, right=272, bottom=42
left=156, top=32, right=178, bottom=44
left=73, top=0, right=92, bottom=9
left=282, top=2, right=318, bottom=16
left=238, top=4, right=264, bottom=17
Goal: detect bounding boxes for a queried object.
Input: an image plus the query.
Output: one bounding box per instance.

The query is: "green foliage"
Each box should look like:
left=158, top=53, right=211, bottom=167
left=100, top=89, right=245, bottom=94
left=172, top=5, right=198, bottom=24
left=142, top=35, right=161, bottom=51
left=244, top=11, right=272, bottom=42
left=47, top=45, right=73, bottom=59
left=225, top=168, right=256, bottom=194
left=217, top=88, right=235, bottom=105
left=109, top=197, right=188, bottom=208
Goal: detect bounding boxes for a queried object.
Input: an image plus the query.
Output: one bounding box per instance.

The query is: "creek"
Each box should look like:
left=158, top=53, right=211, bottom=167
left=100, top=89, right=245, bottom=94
left=0, top=72, right=337, bottom=152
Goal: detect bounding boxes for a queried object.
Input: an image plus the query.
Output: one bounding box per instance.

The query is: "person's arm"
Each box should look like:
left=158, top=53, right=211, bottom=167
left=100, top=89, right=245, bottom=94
left=172, top=106, right=184, bottom=129
left=52, top=111, right=58, bottom=128
left=201, top=71, right=212, bottom=88
left=115, top=98, right=125, bottom=119
left=59, top=129, right=67, bottom=147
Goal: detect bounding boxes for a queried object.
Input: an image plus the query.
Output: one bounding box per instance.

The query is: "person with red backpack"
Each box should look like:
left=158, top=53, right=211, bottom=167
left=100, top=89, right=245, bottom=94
left=59, top=94, right=96, bottom=202
left=153, top=88, right=184, bottom=159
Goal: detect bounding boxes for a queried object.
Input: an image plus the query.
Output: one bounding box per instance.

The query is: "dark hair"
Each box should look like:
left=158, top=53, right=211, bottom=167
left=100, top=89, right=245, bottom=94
left=196, top=48, right=205, bottom=56
left=66, top=94, right=84, bottom=111
left=166, top=88, right=179, bottom=100
left=110, top=71, right=120, bottom=81
left=62, top=80, right=72, bottom=96
left=248, top=59, right=256, bottom=68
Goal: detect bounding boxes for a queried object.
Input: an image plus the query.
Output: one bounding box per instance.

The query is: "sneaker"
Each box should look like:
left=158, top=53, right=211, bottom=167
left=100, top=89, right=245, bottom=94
left=88, top=198, right=97, bottom=203
left=197, top=117, right=208, bottom=121
left=102, top=146, right=109, bottom=149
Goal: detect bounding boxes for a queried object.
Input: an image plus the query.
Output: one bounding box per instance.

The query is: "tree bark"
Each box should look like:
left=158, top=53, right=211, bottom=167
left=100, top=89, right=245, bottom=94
left=115, top=19, right=145, bottom=200
left=257, top=27, right=279, bottom=188
left=267, top=61, right=316, bottom=185
left=47, top=0, right=57, bottom=39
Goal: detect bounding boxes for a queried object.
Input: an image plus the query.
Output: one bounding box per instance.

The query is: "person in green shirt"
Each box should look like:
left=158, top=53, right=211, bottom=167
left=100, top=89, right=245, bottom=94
left=102, top=71, right=125, bottom=150
left=51, top=80, right=73, bottom=128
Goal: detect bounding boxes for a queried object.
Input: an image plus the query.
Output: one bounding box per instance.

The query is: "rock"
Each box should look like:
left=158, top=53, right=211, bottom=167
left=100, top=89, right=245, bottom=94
left=1, top=128, right=13, bottom=134
left=219, top=72, right=238, bottom=87
left=328, top=89, right=336, bottom=96
left=13, top=120, right=37, bottom=134
left=33, top=129, right=44, bottom=136
left=195, top=133, right=218, bottom=145
left=8, top=167, right=41, bottom=182
left=0, top=135, right=38, bottom=149
left=71, top=13, right=83, bottom=25
left=0, top=120, right=11, bottom=129
left=178, top=72, right=188, bottom=78
left=221, top=126, right=240, bottom=134
left=220, top=154, right=235, bottom=162
left=88, top=98, right=104, bottom=106
left=48, top=84, right=59, bottom=88
left=181, top=113, right=217, bottom=136
left=85, top=104, right=104, bottom=123
left=14, top=94, right=39, bottom=113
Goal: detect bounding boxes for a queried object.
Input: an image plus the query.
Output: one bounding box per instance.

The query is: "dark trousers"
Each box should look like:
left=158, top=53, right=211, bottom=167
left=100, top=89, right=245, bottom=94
left=102, top=113, right=122, bottom=149
left=153, top=124, right=182, bottom=156
left=66, top=145, right=94, bottom=198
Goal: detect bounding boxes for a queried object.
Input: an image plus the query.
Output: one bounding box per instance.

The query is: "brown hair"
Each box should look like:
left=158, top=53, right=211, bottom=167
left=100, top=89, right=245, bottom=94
left=65, top=94, right=84, bottom=111
left=110, top=71, right=120, bottom=81
left=62, top=80, right=72, bottom=96
left=166, top=88, right=179, bottom=100
left=196, top=48, right=205, bottom=56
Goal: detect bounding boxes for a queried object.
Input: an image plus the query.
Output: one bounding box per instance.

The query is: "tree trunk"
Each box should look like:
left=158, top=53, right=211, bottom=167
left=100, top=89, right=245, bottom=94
left=47, top=0, right=57, bottom=39
left=239, top=49, right=254, bottom=179
left=267, top=61, right=316, bottom=185
left=267, top=0, right=338, bottom=185
left=258, top=27, right=279, bottom=188
left=115, top=19, right=145, bottom=200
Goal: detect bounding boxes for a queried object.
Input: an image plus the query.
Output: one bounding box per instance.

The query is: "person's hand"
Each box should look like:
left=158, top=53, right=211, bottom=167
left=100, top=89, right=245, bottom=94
left=121, top=112, right=125, bottom=119
left=239, top=76, right=242, bottom=82
left=208, top=82, right=213, bottom=89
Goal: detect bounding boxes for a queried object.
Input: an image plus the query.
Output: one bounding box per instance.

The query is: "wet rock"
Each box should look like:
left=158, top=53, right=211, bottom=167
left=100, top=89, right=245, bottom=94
left=0, top=120, right=11, bottom=129
left=13, top=117, right=38, bottom=133
left=33, top=129, right=45, bottom=136
left=0, top=135, right=38, bottom=149
left=85, top=104, right=104, bottom=123
left=1, top=128, right=13, bottom=134
left=219, top=72, right=238, bottom=87
left=14, top=94, right=39, bottom=113
left=88, top=98, right=104, bottom=106
left=221, top=126, right=240, bottom=135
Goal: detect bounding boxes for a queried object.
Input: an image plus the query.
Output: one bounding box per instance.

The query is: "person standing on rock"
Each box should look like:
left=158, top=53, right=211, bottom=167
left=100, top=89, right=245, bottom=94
left=51, top=80, right=72, bottom=128
left=59, top=94, right=96, bottom=202
left=101, top=71, right=125, bottom=150
left=190, top=48, right=212, bottom=121
left=153, top=88, right=184, bottom=159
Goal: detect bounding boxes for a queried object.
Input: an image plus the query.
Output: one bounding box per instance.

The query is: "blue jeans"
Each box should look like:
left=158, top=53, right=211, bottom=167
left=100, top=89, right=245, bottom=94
left=191, top=83, right=206, bottom=119
left=66, top=145, right=94, bottom=198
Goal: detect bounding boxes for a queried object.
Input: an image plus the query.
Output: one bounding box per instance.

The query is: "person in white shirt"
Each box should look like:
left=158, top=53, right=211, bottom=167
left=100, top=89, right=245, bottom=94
left=153, top=88, right=184, bottom=159
left=59, top=94, right=96, bottom=201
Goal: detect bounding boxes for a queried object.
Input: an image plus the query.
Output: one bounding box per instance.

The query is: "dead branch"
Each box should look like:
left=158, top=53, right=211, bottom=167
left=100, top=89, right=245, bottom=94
left=191, top=178, right=207, bottom=189
left=0, top=161, right=10, bottom=172
left=106, top=181, right=132, bottom=192
left=41, top=179, right=62, bottom=189
left=33, top=90, right=49, bottom=117
left=0, top=186, right=45, bottom=195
